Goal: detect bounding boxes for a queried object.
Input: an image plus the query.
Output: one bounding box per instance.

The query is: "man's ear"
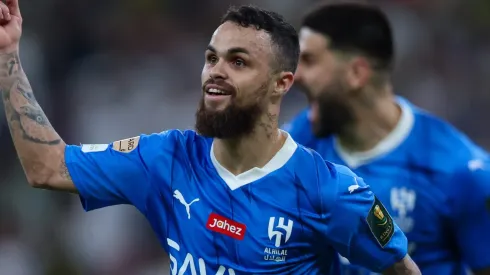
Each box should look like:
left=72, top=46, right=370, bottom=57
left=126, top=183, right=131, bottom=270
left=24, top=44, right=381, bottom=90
left=273, top=71, right=295, bottom=96
left=345, top=56, right=372, bottom=90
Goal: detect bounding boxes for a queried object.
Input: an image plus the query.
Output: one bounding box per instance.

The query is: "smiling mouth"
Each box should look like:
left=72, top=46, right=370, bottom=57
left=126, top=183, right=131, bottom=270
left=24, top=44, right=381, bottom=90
left=205, top=88, right=232, bottom=96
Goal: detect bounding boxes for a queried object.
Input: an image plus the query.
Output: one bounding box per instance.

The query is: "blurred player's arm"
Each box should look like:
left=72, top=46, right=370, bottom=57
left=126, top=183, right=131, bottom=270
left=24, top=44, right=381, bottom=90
left=382, top=255, right=420, bottom=275
left=450, top=159, right=490, bottom=275
left=0, top=52, right=75, bottom=191
left=319, top=163, right=420, bottom=274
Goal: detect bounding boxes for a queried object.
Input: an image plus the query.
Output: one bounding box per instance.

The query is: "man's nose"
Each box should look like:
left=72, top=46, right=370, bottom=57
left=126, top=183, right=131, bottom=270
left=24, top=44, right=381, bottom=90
left=209, top=59, right=228, bottom=80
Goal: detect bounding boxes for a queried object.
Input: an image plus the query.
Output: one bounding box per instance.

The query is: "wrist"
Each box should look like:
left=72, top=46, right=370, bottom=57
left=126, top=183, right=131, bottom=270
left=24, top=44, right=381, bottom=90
left=0, top=45, right=19, bottom=56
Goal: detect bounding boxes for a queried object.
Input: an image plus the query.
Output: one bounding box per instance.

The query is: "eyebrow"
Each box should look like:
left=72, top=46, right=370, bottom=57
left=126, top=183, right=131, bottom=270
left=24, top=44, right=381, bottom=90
left=207, top=45, right=250, bottom=55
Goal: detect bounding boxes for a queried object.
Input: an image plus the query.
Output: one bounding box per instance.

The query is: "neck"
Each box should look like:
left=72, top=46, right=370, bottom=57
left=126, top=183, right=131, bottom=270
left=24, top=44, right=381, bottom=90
left=338, top=91, right=401, bottom=152
left=213, top=110, right=286, bottom=175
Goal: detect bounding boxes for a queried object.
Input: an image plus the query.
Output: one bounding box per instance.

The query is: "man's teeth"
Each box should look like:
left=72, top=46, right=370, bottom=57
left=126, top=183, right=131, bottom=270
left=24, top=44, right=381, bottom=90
left=208, top=88, right=228, bottom=95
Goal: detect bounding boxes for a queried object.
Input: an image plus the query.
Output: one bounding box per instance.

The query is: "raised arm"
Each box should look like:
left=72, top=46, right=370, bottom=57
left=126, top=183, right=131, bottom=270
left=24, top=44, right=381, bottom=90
left=0, top=0, right=75, bottom=191
left=0, top=0, right=192, bottom=216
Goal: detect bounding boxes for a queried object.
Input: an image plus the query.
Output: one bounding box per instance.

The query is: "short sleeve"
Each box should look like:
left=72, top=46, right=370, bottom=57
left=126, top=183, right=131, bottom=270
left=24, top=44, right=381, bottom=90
left=319, top=163, right=408, bottom=273
left=65, top=131, right=182, bottom=213
left=450, top=159, right=490, bottom=271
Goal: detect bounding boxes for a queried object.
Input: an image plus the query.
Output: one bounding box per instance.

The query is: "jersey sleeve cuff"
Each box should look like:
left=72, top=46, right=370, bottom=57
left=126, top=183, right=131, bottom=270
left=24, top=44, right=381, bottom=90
left=65, top=145, right=101, bottom=212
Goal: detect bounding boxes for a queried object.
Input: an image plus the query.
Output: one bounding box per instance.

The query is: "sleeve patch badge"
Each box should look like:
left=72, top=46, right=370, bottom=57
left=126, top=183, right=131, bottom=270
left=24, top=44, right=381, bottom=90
left=366, top=196, right=395, bottom=248
left=112, top=136, right=140, bottom=153
left=81, top=144, right=109, bottom=153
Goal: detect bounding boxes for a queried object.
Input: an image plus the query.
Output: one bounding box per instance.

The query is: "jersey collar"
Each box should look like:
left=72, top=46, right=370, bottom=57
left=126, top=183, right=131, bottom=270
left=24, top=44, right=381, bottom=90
left=210, top=130, right=298, bottom=191
left=333, top=99, right=415, bottom=169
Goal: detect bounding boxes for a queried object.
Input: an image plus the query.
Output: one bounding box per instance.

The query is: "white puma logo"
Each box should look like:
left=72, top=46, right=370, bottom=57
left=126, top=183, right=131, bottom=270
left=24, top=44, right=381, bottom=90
left=348, top=178, right=360, bottom=193
left=348, top=184, right=360, bottom=193
left=173, top=190, right=200, bottom=219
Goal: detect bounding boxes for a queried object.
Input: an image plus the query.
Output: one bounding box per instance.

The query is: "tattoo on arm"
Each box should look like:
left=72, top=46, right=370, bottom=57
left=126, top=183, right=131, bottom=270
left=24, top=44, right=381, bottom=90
left=1, top=52, right=68, bottom=183
left=60, top=158, right=72, bottom=181
left=1, top=52, right=61, bottom=145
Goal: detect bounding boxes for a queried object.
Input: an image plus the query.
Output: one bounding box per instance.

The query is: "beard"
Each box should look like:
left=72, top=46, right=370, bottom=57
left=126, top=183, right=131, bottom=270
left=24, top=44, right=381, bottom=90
left=195, top=81, right=268, bottom=139
left=311, top=77, right=356, bottom=138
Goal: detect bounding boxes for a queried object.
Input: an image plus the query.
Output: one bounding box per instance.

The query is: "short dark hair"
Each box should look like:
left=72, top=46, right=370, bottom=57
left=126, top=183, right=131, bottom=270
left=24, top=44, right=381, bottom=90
left=221, top=5, right=299, bottom=73
left=302, top=2, right=394, bottom=71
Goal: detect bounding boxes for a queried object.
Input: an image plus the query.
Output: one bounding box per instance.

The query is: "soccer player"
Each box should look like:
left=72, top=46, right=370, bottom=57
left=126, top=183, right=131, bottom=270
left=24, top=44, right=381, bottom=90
left=0, top=1, right=420, bottom=274
left=286, top=2, right=490, bottom=275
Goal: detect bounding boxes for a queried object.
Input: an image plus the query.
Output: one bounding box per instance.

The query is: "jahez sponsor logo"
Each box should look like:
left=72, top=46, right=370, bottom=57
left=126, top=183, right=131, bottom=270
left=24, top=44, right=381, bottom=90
left=206, top=213, right=246, bottom=240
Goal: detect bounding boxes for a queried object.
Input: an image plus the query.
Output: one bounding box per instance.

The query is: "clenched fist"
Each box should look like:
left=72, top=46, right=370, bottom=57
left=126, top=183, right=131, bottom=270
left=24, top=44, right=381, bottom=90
left=0, top=0, right=21, bottom=54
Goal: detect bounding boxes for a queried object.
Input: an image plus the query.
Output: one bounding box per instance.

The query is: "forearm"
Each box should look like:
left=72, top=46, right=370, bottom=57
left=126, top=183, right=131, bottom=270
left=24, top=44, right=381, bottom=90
left=0, top=51, right=68, bottom=186
left=382, top=255, right=421, bottom=275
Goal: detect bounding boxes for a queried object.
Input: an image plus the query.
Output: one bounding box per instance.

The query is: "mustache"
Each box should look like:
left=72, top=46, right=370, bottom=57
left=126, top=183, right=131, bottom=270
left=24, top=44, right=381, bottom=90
left=202, top=78, right=236, bottom=95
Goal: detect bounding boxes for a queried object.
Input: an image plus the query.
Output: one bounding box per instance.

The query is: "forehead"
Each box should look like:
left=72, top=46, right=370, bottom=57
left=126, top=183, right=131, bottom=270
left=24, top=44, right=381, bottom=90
left=209, top=22, right=273, bottom=57
left=299, top=27, right=329, bottom=54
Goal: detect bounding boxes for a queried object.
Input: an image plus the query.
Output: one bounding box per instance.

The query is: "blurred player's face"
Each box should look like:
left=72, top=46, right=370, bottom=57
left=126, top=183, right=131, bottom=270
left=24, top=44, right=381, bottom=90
left=196, top=22, right=276, bottom=138
left=295, top=27, right=355, bottom=137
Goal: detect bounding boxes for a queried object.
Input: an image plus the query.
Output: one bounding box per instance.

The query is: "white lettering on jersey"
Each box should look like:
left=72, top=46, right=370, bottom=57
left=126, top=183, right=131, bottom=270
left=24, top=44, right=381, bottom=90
left=167, top=238, right=235, bottom=275
left=263, top=247, right=288, bottom=262
left=81, top=144, right=108, bottom=153
left=206, top=213, right=247, bottom=240
left=173, top=190, right=200, bottom=219
left=390, top=187, right=416, bottom=232
left=208, top=219, right=243, bottom=235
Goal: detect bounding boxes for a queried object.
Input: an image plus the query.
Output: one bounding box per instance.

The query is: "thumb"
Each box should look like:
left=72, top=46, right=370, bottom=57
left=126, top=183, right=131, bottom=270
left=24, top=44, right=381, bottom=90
left=6, top=0, right=21, bottom=18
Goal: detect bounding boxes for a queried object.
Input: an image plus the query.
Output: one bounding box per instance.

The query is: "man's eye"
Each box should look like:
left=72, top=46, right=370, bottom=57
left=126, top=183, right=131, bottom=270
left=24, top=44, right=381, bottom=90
left=233, top=59, right=245, bottom=67
left=207, top=55, right=218, bottom=64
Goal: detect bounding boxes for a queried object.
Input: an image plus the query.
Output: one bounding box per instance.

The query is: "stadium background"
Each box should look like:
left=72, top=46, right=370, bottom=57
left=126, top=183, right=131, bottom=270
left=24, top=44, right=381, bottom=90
left=0, top=0, right=489, bottom=274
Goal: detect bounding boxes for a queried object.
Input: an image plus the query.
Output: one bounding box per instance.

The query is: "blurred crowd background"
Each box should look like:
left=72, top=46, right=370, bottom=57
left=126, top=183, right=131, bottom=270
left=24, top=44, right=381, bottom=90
left=0, top=0, right=489, bottom=274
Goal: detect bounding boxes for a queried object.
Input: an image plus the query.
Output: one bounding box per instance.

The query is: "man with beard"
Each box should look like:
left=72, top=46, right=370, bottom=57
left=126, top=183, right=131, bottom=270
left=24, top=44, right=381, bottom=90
left=285, top=2, right=490, bottom=275
left=0, top=1, right=420, bottom=274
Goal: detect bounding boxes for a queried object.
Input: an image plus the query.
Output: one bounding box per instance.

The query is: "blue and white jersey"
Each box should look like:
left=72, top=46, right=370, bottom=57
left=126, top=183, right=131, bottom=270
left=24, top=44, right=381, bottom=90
left=65, top=130, right=407, bottom=274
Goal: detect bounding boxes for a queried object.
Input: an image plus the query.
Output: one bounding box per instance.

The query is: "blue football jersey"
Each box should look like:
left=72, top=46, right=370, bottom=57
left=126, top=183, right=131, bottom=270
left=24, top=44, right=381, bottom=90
left=65, top=130, right=407, bottom=274
left=285, top=97, right=490, bottom=274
